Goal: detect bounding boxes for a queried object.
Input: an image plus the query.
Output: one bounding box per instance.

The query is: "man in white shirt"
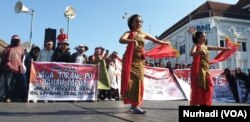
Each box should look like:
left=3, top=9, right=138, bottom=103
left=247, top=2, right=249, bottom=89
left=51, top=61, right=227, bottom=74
left=37, top=40, right=54, bottom=62
left=35, top=40, right=54, bottom=103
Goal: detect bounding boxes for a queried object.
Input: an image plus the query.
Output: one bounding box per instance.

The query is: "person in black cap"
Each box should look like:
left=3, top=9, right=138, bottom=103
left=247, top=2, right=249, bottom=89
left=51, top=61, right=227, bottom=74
left=52, top=41, right=71, bottom=63
left=24, top=44, right=41, bottom=98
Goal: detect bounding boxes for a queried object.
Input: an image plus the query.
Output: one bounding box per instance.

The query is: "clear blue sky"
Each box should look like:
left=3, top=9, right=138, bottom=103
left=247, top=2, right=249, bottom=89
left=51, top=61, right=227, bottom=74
left=0, top=0, right=238, bottom=57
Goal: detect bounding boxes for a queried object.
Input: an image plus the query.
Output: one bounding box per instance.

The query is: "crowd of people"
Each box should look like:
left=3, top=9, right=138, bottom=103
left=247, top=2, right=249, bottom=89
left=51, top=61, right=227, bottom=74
left=224, top=68, right=250, bottom=103
left=0, top=28, right=121, bottom=104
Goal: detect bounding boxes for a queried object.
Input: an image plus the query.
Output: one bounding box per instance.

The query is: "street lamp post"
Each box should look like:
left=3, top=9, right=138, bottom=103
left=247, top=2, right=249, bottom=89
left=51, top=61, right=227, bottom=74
left=15, top=1, right=34, bottom=51
left=64, top=6, right=76, bottom=42
left=29, top=11, right=34, bottom=51
left=67, top=17, right=70, bottom=40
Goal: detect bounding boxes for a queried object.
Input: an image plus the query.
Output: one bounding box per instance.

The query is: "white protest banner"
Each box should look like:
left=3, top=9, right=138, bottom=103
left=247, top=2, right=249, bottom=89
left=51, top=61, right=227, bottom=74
left=115, top=58, right=237, bottom=102
left=143, top=66, right=186, bottom=100
left=174, top=75, right=191, bottom=100
left=174, top=69, right=236, bottom=103
left=28, top=62, right=98, bottom=102
left=212, top=74, right=235, bottom=103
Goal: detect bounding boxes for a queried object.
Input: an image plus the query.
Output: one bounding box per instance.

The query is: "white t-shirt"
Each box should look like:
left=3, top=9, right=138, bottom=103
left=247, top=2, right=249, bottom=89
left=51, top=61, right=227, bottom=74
left=75, top=55, right=85, bottom=64
left=108, top=64, right=119, bottom=89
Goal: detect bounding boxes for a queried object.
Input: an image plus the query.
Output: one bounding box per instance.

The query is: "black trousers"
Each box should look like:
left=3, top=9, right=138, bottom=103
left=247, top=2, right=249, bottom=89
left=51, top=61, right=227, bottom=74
left=110, top=88, right=119, bottom=100
left=98, top=89, right=111, bottom=100
left=0, top=73, right=5, bottom=101
left=1, top=70, right=26, bottom=101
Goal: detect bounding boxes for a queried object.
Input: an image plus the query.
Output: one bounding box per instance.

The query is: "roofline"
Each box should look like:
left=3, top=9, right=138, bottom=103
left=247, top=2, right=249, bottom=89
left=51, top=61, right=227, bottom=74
left=158, top=1, right=250, bottom=39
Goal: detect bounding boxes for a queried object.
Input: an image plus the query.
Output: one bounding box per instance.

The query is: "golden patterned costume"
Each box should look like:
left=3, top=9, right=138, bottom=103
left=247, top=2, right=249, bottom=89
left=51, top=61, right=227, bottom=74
left=122, top=31, right=145, bottom=106
left=190, top=44, right=214, bottom=106
left=197, top=45, right=210, bottom=90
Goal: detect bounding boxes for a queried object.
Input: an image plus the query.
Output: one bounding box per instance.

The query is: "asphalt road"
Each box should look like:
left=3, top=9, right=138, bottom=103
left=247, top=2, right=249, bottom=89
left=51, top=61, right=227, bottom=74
left=0, top=100, right=248, bottom=122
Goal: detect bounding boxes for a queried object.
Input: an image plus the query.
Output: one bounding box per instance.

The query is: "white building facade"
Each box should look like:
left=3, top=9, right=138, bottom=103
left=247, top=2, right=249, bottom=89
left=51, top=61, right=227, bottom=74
left=145, top=0, right=250, bottom=70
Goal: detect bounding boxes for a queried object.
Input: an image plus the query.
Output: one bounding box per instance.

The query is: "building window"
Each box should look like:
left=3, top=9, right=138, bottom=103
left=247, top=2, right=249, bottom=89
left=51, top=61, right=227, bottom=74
left=183, top=45, right=185, bottom=54
left=238, top=42, right=247, bottom=52
left=220, top=40, right=225, bottom=47
left=179, top=46, right=182, bottom=54
left=179, top=44, right=186, bottom=55
left=242, top=42, right=246, bottom=52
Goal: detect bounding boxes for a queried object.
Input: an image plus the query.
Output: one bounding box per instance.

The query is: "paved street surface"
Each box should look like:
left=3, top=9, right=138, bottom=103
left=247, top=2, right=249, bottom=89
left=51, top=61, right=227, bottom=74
left=0, top=100, right=248, bottom=122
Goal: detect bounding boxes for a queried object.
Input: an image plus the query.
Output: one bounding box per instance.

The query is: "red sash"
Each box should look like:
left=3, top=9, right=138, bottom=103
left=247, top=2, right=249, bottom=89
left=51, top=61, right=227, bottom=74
left=121, top=32, right=135, bottom=96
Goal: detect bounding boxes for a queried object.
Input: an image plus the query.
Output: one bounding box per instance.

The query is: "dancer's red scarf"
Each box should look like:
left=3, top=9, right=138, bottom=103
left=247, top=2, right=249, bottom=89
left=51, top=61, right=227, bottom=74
left=145, top=44, right=179, bottom=58
left=210, top=37, right=240, bottom=64
left=121, top=32, right=135, bottom=96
